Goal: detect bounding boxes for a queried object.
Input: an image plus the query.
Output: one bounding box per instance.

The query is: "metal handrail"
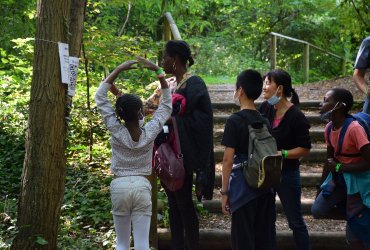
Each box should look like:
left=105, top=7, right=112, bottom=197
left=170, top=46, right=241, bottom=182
left=270, top=32, right=347, bottom=82
left=271, top=32, right=343, bottom=60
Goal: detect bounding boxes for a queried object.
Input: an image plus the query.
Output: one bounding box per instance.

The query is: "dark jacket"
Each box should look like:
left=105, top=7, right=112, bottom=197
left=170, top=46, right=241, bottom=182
left=175, top=75, right=213, bottom=173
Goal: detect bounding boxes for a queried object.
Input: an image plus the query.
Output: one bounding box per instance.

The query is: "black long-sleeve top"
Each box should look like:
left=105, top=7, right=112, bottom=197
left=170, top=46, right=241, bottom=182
left=259, top=101, right=311, bottom=172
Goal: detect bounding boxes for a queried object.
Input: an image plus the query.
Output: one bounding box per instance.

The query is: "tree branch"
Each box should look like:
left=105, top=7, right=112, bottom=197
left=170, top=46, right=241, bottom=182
left=118, top=2, right=132, bottom=36
left=350, top=0, right=368, bottom=28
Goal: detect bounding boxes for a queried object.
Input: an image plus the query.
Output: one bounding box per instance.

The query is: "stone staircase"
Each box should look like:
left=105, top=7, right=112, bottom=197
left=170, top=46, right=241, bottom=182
left=157, top=86, right=356, bottom=250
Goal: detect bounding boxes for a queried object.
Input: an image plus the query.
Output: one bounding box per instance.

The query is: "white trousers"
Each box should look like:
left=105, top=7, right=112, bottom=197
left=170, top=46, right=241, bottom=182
left=113, top=214, right=151, bottom=250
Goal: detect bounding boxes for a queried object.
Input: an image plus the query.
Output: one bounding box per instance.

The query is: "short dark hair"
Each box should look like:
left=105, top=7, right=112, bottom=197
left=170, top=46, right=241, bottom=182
left=330, top=88, right=353, bottom=113
left=165, top=40, right=194, bottom=67
left=115, top=94, right=143, bottom=122
left=264, top=69, right=300, bottom=106
left=236, top=69, right=263, bottom=100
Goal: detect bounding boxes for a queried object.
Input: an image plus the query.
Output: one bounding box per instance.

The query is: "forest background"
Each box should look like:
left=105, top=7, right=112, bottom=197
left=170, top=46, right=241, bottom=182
left=0, top=0, right=369, bottom=248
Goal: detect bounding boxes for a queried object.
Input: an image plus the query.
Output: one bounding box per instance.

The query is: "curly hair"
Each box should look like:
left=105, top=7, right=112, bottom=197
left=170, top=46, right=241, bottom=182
left=115, top=94, right=143, bottom=122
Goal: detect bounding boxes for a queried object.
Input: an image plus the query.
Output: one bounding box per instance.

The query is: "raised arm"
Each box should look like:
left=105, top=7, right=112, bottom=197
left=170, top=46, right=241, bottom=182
left=136, top=56, right=168, bottom=89
left=353, top=69, right=368, bottom=96
left=104, top=60, right=137, bottom=84
left=103, top=60, right=137, bottom=96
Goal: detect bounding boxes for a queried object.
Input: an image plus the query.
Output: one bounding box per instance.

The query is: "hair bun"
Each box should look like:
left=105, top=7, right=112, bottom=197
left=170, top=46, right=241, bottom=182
left=188, top=56, right=194, bottom=67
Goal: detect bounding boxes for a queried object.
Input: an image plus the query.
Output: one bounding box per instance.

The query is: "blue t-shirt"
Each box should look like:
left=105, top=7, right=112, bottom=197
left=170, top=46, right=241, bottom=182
left=354, top=36, right=370, bottom=71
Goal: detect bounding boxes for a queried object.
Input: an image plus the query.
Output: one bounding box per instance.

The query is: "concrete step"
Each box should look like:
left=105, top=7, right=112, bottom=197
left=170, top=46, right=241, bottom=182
left=213, top=114, right=324, bottom=125
left=212, top=100, right=321, bottom=111
left=213, top=127, right=325, bottom=143
left=202, top=198, right=314, bottom=215
left=212, top=172, right=321, bottom=188
left=157, top=228, right=347, bottom=250
left=214, top=148, right=326, bottom=163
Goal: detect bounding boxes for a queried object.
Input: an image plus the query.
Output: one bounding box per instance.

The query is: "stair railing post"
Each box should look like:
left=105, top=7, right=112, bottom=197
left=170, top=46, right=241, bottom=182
left=271, top=34, right=277, bottom=70
left=303, top=43, right=310, bottom=83
left=341, top=58, right=346, bottom=76
left=151, top=12, right=182, bottom=249
left=164, top=18, right=171, bottom=41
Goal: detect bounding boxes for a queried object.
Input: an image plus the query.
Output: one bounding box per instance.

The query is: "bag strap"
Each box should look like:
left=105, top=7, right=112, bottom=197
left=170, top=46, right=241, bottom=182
left=327, top=117, right=359, bottom=157
left=235, top=112, right=264, bottom=127
left=171, top=117, right=182, bottom=156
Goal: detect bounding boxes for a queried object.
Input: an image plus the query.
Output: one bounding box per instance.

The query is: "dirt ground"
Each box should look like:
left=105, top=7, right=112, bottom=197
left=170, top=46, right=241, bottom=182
left=293, top=76, right=365, bottom=101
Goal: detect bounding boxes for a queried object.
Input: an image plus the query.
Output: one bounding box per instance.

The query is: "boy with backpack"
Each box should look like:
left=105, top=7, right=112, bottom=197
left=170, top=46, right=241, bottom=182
left=221, top=69, right=278, bottom=249
left=312, top=88, right=370, bottom=249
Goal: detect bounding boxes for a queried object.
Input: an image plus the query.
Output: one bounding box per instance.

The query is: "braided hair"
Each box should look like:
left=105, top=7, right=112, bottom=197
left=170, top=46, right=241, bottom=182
left=264, top=69, right=300, bottom=106
left=165, top=40, right=194, bottom=67
left=115, top=94, right=143, bottom=122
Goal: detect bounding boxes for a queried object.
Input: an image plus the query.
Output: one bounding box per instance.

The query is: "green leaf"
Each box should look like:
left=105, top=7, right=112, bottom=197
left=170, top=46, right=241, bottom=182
left=35, top=236, right=48, bottom=245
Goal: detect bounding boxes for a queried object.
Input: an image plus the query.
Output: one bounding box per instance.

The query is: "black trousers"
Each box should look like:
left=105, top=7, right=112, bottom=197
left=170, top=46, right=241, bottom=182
left=164, top=173, right=199, bottom=250
left=231, top=192, right=276, bottom=250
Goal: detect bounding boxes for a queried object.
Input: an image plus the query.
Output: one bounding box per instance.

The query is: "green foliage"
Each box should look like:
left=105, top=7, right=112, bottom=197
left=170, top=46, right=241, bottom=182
left=1, top=0, right=370, bottom=248
left=0, top=0, right=35, bottom=52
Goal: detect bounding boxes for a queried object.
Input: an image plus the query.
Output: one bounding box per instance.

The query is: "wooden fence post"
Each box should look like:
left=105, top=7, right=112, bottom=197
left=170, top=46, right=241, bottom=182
left=271, top=34, right=277, bottom=70
left=149, top=173, right=158, bottom=249
left=303, top=43, right=310, bottom=83
left=341, top=58, right=346, bottom=76
left=151, top=12, right=182, bottom=249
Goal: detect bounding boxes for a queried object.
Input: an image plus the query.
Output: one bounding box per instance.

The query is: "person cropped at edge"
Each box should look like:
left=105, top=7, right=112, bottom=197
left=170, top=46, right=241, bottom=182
left=312, top=88, right=370, bottom=250
left=161, top=40, right=213, bottom=250
left=259, top=69, right=312, bottom=250
left=353, top=36, right=370, bottom=115
left=221, top=70, right=276, bottom=250
left=95, top=58, right=172, bottom=250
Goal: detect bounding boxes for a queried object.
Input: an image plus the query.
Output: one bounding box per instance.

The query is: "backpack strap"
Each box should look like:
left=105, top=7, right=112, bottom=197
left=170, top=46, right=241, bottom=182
left=328, top=116, right=361, bottom=158
left=326, top=121, right=334, bottom=148
left=235, top=111, right=265, bottom=128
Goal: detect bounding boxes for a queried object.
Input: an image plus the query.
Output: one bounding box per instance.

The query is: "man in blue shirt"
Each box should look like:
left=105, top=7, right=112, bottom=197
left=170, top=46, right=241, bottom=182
left=353, top=36, right=370, bottom=114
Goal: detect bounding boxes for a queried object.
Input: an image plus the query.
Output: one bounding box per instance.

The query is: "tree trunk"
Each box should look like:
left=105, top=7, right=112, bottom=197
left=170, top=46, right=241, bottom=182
left=69, top=0, right=86, bottom=57
left=12, top=0, right=86, bottom=249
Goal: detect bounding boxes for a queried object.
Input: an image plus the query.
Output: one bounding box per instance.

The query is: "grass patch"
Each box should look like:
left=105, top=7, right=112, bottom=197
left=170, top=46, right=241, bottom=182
left=200, top=75, right=235, bottom=85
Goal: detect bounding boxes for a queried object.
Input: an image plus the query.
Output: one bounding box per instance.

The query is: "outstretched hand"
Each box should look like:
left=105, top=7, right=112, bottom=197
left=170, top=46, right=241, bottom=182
left=117, top=60, right=138, bottom=71
left=136, top=56, right=160, bottom=72
left=103, top=60, right=137, bottom=85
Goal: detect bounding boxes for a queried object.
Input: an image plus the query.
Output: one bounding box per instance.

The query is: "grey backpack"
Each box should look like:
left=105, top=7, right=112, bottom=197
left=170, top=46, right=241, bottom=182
left=238, top=113, right=283, bottom=189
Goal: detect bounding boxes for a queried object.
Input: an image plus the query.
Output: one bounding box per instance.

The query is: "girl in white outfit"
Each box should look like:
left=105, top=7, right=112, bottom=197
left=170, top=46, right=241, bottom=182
left=95, top=57, right=172, bottom=250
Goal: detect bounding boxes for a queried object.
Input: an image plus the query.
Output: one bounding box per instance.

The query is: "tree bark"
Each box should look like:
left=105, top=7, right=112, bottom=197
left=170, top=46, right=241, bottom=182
left=69, top=0, right=86, bottom=57
left=12, top=0, right=86, bottom=249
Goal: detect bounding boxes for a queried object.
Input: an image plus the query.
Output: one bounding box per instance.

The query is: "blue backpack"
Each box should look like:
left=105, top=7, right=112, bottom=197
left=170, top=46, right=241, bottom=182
left=327, top=112, right=370, bottom=157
